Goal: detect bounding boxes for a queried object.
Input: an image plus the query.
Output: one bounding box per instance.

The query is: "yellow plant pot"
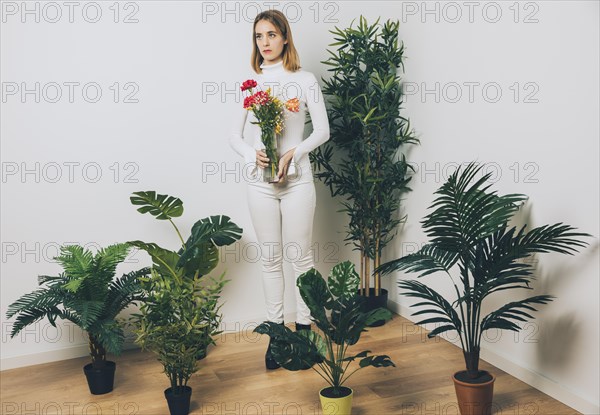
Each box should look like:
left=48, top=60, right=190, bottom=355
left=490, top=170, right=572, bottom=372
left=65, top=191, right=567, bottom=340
left=319, top=386, right=353, bottom=415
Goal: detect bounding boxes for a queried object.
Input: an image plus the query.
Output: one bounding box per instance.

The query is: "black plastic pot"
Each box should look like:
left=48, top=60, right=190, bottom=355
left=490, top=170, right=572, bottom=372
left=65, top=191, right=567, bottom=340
left=164, top=386, right=192, bottom=415
left=359, top=288, right=389, bottom=327
left=83, top=360, right=116, bottom=395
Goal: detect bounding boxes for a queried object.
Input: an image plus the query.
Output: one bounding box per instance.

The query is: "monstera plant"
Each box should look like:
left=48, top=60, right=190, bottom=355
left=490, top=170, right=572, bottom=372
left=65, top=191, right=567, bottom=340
left=377, top=162, right=590, bottom=415
left=6, top=243, right=149, bottom=395
left=128, top=191, right=242, bottom=415
left=255, top=261, right=395, bottom=415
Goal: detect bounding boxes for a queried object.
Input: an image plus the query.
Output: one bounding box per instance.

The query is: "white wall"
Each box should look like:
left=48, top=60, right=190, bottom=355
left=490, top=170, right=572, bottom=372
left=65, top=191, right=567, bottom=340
left=1, top=1, right=598, bottom=413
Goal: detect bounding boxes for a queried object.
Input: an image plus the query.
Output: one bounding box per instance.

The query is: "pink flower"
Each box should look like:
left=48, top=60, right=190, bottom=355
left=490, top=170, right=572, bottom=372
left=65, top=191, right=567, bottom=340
left=253, top=91, right=270, bottom=106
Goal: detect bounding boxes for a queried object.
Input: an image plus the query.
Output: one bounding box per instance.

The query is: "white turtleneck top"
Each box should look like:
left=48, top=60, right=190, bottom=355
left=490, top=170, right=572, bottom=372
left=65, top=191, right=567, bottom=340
left=229, top=60, right=330, bottom=184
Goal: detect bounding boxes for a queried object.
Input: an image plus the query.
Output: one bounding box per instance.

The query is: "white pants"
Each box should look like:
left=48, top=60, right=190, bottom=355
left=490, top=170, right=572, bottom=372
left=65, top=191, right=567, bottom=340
left=246, top=180, right=316, bottom=325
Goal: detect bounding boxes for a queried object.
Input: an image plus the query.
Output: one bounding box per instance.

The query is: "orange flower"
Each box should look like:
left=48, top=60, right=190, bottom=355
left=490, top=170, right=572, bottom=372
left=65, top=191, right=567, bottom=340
left=285, top=97, right=300, bottom=113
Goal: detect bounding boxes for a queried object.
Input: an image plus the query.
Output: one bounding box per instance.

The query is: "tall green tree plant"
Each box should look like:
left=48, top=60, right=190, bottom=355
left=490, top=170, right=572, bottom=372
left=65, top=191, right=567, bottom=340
left=312, top=16, right=418, bottom=298
left=128, top=191, right=242, bottom=410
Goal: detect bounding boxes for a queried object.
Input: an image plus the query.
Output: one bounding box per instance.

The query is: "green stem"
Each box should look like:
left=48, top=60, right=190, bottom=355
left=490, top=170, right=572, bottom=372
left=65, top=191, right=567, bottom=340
left=326, top=334, right=338, bottom=386
left=168, top=219, right=185, bottom=249
left=313, top=361, right=335, bottom=386
left=451, top=281, right=467, bottom=353
left=474, top=300, right=483, bottom=350
left=461, top=256, right=472, bottom=353
left=336, top=340, right=345, bottom=387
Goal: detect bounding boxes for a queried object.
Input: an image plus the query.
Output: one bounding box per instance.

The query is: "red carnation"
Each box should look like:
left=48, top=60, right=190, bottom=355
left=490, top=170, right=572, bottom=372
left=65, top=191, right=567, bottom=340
left=243, top=95, right=256, bottom=109
left=241, top=79, right=257, bottom=92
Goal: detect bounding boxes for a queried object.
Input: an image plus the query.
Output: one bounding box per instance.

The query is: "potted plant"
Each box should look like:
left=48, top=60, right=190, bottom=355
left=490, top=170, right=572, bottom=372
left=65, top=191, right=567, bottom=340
left=312, top=16, right=418, bottom=321
left=128, top=191, right=242, bottom=415
left=255, top=261, right=395, bottom=415
left=376, top=162, right=590, bottom=415
left=6, top=243, right=149, bottom=395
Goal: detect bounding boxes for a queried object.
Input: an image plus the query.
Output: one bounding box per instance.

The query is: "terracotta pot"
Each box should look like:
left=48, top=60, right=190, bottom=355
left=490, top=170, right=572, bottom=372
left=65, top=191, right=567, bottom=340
left=452, top=370, right=495, bottom=415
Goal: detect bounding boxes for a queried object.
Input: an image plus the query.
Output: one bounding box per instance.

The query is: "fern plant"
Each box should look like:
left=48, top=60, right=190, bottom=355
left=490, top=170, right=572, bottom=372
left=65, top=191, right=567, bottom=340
left=6, top=243, right=149, bottom=369
left=128, top=191, right=242, bottom=396
left=376, top=162, right=590, bottom=379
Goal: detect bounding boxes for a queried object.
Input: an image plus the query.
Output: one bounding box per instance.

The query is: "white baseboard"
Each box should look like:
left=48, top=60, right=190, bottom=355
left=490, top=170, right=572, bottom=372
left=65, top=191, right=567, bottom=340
left=1, top=344, right=89, bottom=371
left=0, top=311, right=298, bottom=372
left=388, top=299, right=600, bottom=415
left=0, top=341, right=144, bottom=372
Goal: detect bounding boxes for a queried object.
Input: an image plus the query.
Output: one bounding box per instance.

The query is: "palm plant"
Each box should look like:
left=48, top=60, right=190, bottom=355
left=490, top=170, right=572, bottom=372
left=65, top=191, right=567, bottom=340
left=128, top=191, right=242, bottom=401
left=6, top=243, right=148, bottom=369
left=255, top=261, right=395, bottom=400
left=376, top=162, right=590, bottom=379
left=312, top=16, right=418, bottom=298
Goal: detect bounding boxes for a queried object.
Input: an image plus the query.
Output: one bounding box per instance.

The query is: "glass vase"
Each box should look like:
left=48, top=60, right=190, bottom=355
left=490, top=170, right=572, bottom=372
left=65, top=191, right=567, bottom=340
left=261, top=127, right=279, bottom=183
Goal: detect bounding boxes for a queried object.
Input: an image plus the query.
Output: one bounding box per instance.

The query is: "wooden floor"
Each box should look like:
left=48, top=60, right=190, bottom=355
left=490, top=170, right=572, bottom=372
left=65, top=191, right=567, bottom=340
left=1, top=314, right=579, bottom=415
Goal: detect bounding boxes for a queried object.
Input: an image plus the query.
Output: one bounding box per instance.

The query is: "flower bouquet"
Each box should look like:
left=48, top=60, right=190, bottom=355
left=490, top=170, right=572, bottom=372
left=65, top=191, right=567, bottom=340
left=241, top=79, right=300, bottom=183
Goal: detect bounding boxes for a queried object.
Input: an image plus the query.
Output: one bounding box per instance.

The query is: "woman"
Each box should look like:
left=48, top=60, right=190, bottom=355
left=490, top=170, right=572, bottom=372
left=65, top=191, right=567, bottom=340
left=229, top=9, right=330, bottom=370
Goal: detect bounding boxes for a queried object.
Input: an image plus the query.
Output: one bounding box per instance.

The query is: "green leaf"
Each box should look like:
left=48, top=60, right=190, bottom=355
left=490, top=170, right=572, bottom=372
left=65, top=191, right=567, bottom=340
left=480, top=295, right=554, bottom=333
left=327, top=260, right=359, bottom=302
left=359, top=354, right=395, bottom=368
left=254, top=322, right=324, bottom=371
left=297, top=269, right=331, bottom=334
left=363, top=107, right=377, bottom=124
left=128, top=241, right=181, bottom=280
left=177, top=215, right=242, bottom=277
left=130, top=191, right=183, bottom=220
left=364, top=307, right=393, bottom=326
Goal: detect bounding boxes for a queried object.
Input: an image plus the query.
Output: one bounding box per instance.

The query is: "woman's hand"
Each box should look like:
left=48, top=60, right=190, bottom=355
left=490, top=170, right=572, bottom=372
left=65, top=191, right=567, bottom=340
left=276, top=148, right=296, bottom=182
left=256, top=150, right=269, bottom=168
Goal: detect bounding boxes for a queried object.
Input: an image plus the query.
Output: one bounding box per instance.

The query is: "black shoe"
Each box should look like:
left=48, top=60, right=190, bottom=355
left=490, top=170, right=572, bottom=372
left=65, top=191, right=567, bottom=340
left=265, top=322, right=285, bottom=370
left=295, top=322, right=313, bottom=370
left=295, top=323, right=312, bottom=331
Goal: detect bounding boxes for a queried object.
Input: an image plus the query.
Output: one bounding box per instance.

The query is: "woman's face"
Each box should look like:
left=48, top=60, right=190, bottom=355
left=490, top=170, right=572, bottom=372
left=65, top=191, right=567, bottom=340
left=255, top=19, right=287, bottom=65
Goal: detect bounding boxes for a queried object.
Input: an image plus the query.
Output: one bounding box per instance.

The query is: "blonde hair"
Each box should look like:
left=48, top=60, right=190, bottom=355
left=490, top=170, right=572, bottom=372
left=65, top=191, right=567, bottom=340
left=251, top=10, right=301, bottom=74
